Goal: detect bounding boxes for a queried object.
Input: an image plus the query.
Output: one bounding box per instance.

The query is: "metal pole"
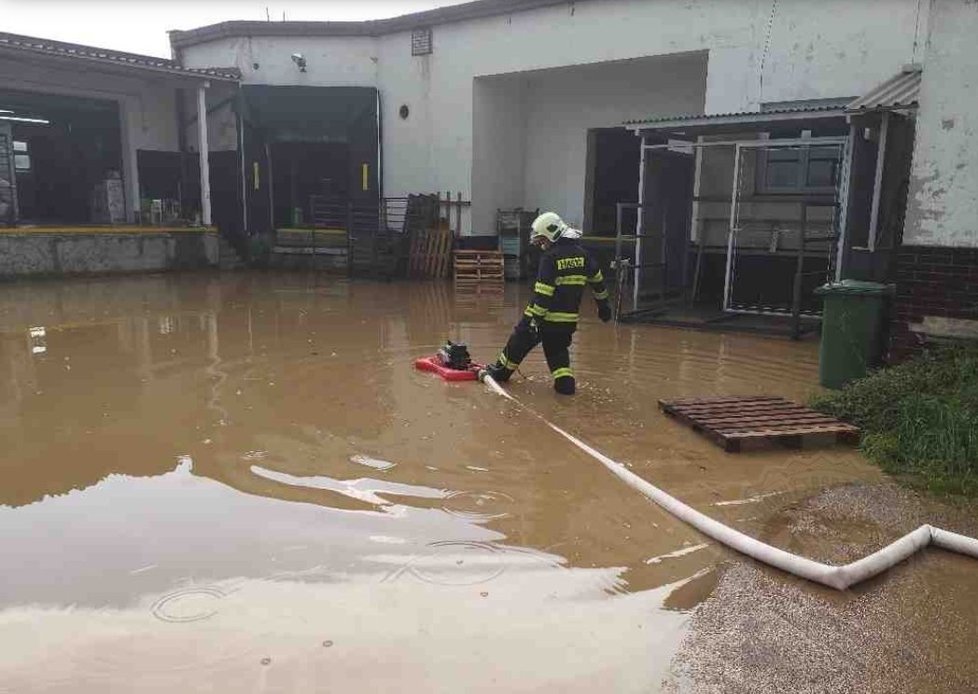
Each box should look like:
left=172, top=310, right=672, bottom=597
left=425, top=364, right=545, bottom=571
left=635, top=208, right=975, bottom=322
left=346, top=200, right=354, bottom=276
left=455, top=191, right=462, bottom=240
left=265, top=142, right=274, bottom=231
left=868, top=111, right=890, bottom=253
left=660, top=199, right=668, bottom=307
left=642, top=136, right=847, bottom=151
left=791, top=202, right=808, bottom=339
left=834, top=129, right=855, bottom=282
left=722, top=144, right=742, bottom=312
left=614, top=202, right=627, bottom=319
left=196, top=83, right=212, bottom=227
left=236, top=87, right=248, bottom=235
left=633, top=138, right=646, bottom=313
left=687, top=135, right=704, bottom=303
left=614, top=202, right=624, bottom=281
left=614, top=259, right=628, bottom=323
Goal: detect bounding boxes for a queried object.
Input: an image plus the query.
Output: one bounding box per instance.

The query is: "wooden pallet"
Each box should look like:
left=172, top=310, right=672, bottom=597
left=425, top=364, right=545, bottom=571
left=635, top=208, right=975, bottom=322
left=658, top=396, right=860, bottom=453
left=409, top=226, right=454, bottom=279
left=453, top=250, right=505, bottom=286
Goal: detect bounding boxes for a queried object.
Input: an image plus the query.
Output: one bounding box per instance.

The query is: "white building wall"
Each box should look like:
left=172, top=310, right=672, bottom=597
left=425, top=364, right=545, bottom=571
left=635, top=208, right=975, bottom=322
left=521, top=53, right=707, bottom=232
left=472, top=75, right=527, bottom=234
left=179, top=36, right=379, bottom=86
left=178, top=0, right=928, bottom=235
left=182, top=85, right=241, bottom=154
left=904, top=0, right=978, bottom=248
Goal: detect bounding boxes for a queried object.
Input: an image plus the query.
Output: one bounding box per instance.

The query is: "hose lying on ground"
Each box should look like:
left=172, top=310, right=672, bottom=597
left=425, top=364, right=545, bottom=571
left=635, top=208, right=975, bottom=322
left=482, top=375, right=978, bottom=591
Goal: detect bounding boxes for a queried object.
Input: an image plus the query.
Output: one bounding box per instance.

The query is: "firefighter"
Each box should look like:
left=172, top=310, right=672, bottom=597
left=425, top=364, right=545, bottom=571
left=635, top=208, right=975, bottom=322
left=479, top=211, right=611, bottom=395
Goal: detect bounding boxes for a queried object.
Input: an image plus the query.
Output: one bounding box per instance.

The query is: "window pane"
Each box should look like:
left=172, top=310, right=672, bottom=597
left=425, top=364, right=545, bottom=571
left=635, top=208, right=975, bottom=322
left=809, top=146, right=839, bottom=160
left=766, top=160, right=799, bottom=188
left=806, top=159, right=837, bottom=187
left=767, top=148, right=802, bottom=162
left=13, top=141, right=27, bottom=152
left=14, top=154, right=30, bottom=171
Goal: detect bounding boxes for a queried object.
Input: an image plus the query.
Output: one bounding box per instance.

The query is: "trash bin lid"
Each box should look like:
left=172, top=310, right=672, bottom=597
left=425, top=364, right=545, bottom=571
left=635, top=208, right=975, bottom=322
left=815, top=279, right=896, bottom=296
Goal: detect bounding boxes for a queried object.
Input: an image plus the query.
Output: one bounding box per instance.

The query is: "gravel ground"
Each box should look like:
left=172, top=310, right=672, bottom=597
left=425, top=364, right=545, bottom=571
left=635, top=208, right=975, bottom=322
left=660, top=482, right=978, bottom=694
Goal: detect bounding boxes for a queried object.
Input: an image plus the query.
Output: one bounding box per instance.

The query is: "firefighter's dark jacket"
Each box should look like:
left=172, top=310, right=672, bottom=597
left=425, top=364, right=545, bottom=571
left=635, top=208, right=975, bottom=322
left=523, top=238, right=609, bottom=327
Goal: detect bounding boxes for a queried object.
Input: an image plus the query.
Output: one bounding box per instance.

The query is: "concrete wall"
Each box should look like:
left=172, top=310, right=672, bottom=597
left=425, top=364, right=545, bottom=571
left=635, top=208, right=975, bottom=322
left=179, top=36, right=379, bottom=87
left=182, top=83, right=241, bottom=154
left=521, top=53, right=707, bottom=232
left=471, top=75, right=528, bottom=234
left=0, top=232, right=218, bottom=279
left=904, top=0, right=978, bottom=248
left=178, top=0, right=928, bottom=235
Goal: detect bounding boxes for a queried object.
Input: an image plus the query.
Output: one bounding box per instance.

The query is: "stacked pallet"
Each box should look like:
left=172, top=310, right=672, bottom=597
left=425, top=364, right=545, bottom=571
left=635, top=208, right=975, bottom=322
left=409, top=226, right=454, bottom=279
left=658, top=396, right=860, bottom=452
left=453, top=250, right=505, bottom=286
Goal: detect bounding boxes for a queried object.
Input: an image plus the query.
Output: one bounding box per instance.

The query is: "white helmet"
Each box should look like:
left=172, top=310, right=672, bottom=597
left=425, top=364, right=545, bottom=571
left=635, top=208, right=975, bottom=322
left=530, top=212, right=567, bottom=244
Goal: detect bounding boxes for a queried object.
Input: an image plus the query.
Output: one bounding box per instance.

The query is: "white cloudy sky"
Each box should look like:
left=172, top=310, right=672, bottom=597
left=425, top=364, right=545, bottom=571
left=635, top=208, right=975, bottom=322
left=0, top=0, right=472, bottom=57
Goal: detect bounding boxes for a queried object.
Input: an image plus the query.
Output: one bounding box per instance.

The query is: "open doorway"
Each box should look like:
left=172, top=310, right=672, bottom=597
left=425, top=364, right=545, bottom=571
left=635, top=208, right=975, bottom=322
left=640, top=148, right=695, bottom=297
left=270, top=142, right=350, bottom=228
left=0, top=88, right=123, bottom=225
left=584, top=128, right=639, bottom=236
left=240, top=85, right=379, bottom=235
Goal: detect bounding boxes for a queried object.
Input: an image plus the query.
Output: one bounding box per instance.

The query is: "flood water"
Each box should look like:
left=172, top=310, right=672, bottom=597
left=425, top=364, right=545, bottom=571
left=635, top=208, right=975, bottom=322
left=1, top=272, right=976, bottom=693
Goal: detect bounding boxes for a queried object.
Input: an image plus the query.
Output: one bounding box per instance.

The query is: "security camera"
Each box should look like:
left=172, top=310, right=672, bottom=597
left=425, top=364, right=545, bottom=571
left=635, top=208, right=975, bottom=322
left=291, top=53, right=307, bottom=72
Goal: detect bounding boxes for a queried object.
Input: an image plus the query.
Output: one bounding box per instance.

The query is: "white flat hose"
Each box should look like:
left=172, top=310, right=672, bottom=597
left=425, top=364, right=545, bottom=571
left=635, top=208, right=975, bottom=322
left=482, top=375, right=978, bottom=591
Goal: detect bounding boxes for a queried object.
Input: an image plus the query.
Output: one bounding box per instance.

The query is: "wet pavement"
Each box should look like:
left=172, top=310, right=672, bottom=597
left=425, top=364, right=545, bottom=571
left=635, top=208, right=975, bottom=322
left=0, top=271, right=976, bottom=693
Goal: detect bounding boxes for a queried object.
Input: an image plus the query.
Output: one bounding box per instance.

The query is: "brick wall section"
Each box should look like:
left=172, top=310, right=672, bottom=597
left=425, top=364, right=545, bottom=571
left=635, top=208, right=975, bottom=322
left=888, top=245, right=978, bottom=361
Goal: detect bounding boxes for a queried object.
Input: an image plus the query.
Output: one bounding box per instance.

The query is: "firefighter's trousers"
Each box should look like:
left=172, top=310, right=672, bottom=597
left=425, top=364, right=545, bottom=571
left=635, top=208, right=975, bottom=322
left=491, top=322, right=576, bottom=395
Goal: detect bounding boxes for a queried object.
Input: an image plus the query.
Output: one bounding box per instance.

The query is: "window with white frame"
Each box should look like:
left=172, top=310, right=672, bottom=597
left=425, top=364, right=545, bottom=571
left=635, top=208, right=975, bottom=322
left=756, top=145, right=840, bottom=195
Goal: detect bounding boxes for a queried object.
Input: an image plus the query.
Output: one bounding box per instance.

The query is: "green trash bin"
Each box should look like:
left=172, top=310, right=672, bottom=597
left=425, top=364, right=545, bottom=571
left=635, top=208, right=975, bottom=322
left=815, top=280, right=895, bottom=390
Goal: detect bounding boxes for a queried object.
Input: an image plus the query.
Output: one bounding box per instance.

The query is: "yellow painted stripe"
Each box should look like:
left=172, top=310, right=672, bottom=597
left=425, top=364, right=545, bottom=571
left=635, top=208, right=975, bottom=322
left=253, top=161, right=260, bottom=190
left=556, top=275, right=587, bottom=286
left=544, top=312, right=579, bottom=323
left=361, top=163, right=369, bottom=191
left=499, top=353, right=519, bottom=369
left=552, top=367, right=574, bottom=379
left=534, top=282, right=555, bottom=296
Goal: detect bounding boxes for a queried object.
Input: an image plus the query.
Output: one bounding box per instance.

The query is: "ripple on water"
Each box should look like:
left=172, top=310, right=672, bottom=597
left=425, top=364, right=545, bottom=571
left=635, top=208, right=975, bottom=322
left=382, top=541, right=560, bottom=586
left=441, top=490, right=516, bottom=523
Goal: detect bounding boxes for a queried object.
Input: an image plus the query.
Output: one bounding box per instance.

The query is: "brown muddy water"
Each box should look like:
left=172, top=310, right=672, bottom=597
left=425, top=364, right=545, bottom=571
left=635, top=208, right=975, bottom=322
left=1, top=272, right=977, bottom=693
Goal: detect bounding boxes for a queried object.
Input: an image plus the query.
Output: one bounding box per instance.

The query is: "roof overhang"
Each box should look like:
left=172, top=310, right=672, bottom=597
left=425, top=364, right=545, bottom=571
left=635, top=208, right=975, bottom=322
left=845, top=64, right=921, bottom=115
left=0, top=32, right=239, bottom=83
left=169, top=0, right=571, bottom=48
left=625, top=106, right=849, bottom=137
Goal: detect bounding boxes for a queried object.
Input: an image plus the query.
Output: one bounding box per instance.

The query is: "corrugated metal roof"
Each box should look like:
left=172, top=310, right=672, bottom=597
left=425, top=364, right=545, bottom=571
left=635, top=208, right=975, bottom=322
left=0, top=32, right=239, bottom=81
left=623, top=104, right=846, bottom=129
left=846, top=66, right=922, bottom=113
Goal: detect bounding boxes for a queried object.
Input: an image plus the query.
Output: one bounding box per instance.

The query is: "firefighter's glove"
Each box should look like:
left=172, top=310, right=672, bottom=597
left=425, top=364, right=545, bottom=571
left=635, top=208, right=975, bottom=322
left=597, top=301, right=612, bottom=323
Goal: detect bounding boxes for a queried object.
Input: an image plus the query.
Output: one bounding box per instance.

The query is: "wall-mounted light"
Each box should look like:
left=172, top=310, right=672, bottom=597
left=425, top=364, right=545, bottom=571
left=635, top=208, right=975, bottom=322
left=291, top=53, right=307, bottom=72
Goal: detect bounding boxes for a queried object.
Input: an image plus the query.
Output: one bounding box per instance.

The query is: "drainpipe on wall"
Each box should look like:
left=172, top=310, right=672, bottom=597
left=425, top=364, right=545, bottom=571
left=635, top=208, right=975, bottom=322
left=197, top=81, right=212, bottom=227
